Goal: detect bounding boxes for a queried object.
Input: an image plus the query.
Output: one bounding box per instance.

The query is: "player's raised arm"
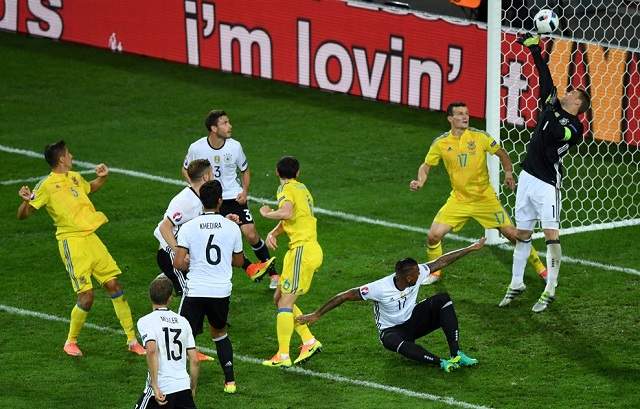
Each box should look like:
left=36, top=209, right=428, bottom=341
left=519, top=34, right=556, bottom=105
left=89, top=163, right=109, bottom=193
left=17, top=186, right=36, bottom=219
left=295, top=288, right=363, bottom=325
left=426, top=238, right=486, bottom=274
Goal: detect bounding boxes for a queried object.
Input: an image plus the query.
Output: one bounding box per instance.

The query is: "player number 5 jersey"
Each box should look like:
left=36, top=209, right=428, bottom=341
left=137, top=309, right=195, bottom=395
left=359, top=263, right=431, bottom=331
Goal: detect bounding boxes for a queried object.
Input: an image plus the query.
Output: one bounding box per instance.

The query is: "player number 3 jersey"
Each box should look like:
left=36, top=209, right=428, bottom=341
left=183, top=137, right=248, bottom=200
left=359, top=263, right=431, bottom=332
left=137, top=308, right=195, bottom=395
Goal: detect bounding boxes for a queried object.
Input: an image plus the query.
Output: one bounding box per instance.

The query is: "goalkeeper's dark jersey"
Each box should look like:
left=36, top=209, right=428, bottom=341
left=521, top=46, right=583, bottom=188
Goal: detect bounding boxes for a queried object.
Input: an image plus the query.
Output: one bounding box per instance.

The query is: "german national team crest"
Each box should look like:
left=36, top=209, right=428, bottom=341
left=214, top=155, right=221, bottom=164
left=223, top=153, right=233, bottom=163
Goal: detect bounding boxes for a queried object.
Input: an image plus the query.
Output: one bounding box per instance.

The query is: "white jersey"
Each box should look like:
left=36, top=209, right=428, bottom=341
left=153, top=187, right=203, bottom=251
left=183, top=137, right=248, bottom=200
left=137, top=308, right=195, bottom=395
left=359, top=263, right=432, bottom=332
left=177, top=212, right=243, bottom=298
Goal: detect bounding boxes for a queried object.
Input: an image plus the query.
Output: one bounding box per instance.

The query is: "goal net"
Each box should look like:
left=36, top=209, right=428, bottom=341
left=497, top=0, right=640, bottom=234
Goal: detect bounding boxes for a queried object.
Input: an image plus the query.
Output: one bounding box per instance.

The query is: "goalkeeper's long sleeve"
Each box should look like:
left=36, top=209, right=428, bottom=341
left=529, top=44, right=556, bottom=105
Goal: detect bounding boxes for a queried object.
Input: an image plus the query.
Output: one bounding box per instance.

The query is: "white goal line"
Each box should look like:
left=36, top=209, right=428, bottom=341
left=1, top=144, right=638, bottom=277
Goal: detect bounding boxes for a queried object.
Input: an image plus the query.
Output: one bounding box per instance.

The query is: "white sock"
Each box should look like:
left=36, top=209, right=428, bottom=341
left=545, top=241, right=561, bottom=296
left=510, top=239, right=532, bottom=288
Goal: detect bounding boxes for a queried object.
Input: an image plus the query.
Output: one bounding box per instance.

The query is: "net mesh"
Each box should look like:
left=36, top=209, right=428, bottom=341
left=500, top=1, right=640, bottom=229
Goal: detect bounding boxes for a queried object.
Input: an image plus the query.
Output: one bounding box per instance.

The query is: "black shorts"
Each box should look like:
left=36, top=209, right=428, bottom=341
left=135, top=388, right=196, bottom=409
left=156, top=249, right=187, bottom=295
left=179, top=296, right=230, bottom=336
left=380, top=293, right=451, bottom=348
left=219, top=199, right=254, bottom=225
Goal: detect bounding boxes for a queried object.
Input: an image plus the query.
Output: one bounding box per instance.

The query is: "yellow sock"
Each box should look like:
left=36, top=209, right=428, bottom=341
left=111, top=292, right=136, bottom=343
left=527, top=246, right=546, bottom=274
left=427, top=241, right=443, bottom=274
left=292, top=305, right=314, bottom=344
left=276, top=309, right=294, bottom=356
left=67, top=304, right=89, bottom=343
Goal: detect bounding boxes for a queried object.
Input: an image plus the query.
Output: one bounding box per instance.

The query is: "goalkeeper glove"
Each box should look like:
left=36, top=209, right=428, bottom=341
left=517, top=33, right=541, bottom=48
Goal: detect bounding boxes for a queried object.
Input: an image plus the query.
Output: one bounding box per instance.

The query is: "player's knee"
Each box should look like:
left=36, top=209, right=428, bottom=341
left=103, top=278, right=122, bottom=294
left=427, top=231, right=442, bottom=245
left=77, top=291, right=94, bottom=310
left=380, top=331, right=404, bottom=352
left=209, top=326, right=227, bottom=339
left=432, top=292, right=451, bottom=308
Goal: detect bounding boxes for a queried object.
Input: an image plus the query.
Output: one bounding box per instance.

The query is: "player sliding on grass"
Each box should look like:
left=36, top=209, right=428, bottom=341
left=297, top=239, right=486, bottom=372
left=17, top=140, right=145, bottom=357
left=410, top=102, right=547, bottom=284
left=499, top=34, right=590, bottom=312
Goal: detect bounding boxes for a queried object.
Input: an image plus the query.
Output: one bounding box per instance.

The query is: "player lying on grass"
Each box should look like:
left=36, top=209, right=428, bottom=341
left=297, top=239, right=485, bottom=372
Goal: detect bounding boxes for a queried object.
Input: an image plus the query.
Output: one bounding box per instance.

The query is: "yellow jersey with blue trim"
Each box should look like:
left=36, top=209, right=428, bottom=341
left=277, top=179, right=317, bottom=248
left=30, top=171, right=108, bottom=240
left=424, top=128, right=501, bottom=203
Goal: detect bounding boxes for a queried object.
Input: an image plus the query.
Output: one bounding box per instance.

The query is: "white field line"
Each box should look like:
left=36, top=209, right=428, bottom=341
left=0, top=304, right=493, bottom=409
left=1, top=169, right=94, bottom=185
left=2, top=144, right=639, bottom=277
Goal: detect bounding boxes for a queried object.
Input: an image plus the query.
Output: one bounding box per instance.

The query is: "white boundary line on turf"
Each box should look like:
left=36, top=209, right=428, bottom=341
left=0, top=303, right=493, bottom=409
left=2, top=144, right=639, bottom=277
left=0, top=169, right=94, bottom=185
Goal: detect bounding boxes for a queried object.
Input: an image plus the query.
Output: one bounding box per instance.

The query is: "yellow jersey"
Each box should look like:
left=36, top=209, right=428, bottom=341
left=424, top=127, right=501, bottom=203
left=277, top=179, right=317, bottom=248
left=30, top=171, right=108, bottom=240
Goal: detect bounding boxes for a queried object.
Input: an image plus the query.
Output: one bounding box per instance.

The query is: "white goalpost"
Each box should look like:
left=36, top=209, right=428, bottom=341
left=485, top=0, right=640, bottom=243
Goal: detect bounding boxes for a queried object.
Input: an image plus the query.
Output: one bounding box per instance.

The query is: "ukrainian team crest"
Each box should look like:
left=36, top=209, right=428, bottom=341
left=70, top=187, right=79, bottom=197
left=223, top=153, right=233, bottom=163
left=213, top=155, right=221, bottom=164
left=467, top=140, right=476, bottom=151
left=71, top=176, right=79, bottom=186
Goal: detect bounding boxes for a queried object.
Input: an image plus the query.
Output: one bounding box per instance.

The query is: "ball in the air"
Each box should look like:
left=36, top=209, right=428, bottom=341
left=534, top=9, right=559, bottom=34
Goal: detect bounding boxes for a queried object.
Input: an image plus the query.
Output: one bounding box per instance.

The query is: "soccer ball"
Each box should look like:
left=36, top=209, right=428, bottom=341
left=534, top=9, right=560, bottom=34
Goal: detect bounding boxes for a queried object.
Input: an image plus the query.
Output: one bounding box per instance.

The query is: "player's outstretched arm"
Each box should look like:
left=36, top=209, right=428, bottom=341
left=17, top=186, right=36, bottom=219
left=296, top=288, right=363, bottom=325
left=519, top=34, right=555, bottom=105
left=187, top=348, right=200, bottom=398
left=426, top=238, right=486, bottom=273
left=409, top=163, right=431, bottom=191
left=260, top=201, right=293, bottom=221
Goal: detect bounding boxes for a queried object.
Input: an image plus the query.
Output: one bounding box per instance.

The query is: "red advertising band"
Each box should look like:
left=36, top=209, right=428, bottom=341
left=1, top=0, right=638, bottom=145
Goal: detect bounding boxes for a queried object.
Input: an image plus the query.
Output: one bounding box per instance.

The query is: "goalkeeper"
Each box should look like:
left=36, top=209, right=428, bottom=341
left=499, top=34, right=590, bottom=313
